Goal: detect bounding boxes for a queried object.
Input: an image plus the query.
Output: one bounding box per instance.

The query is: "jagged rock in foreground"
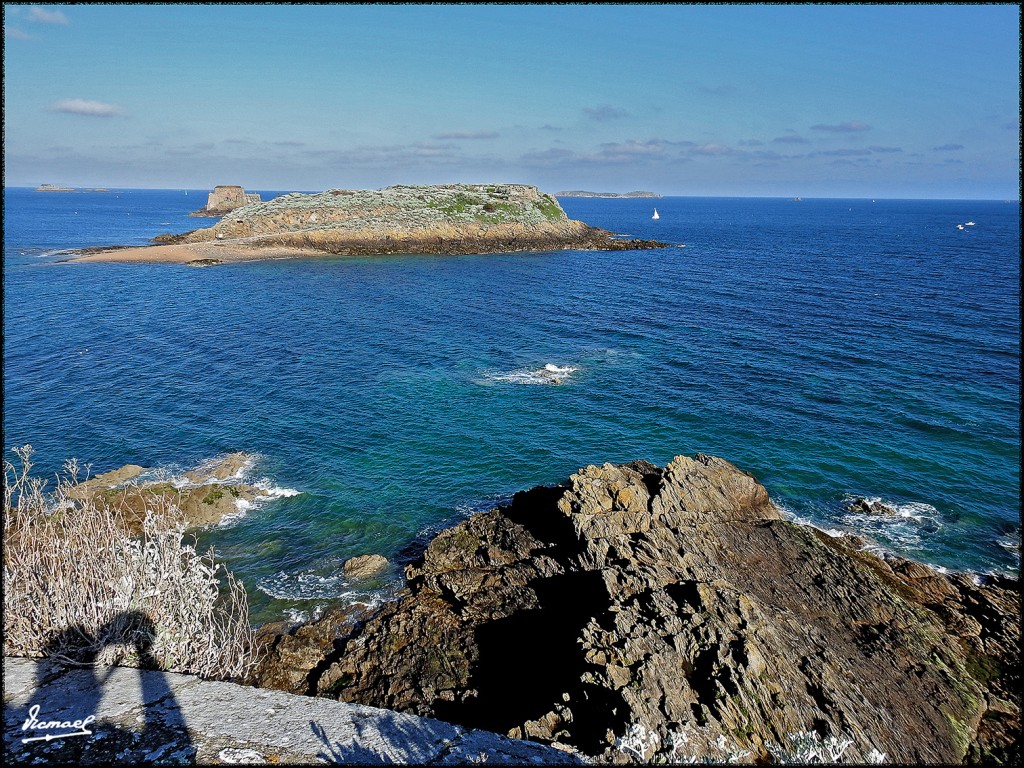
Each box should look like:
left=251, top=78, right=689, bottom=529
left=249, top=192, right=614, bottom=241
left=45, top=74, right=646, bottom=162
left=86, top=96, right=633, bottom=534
left=164, top=183, right=668, bottom=256
left=252, top=455, right=1019, bottom=763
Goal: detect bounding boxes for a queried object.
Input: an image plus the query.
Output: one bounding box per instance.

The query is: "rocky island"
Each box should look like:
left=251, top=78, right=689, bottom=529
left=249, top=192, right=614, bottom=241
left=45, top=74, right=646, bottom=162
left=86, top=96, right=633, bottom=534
left=35, top=183, right=76, bottom=192
left=251, top=454, right=1019, bottom=764
left=65, top=183, right=668, bottom=265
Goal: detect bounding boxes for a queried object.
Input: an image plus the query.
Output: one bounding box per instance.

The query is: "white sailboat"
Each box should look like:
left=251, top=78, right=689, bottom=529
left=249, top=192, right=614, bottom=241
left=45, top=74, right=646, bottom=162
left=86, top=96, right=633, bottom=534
left=652, top=208, right=659, bottom=220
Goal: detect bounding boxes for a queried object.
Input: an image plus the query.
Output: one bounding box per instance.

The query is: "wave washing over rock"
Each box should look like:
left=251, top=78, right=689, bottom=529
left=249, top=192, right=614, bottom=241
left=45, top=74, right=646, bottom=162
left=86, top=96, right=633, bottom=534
left=250, top=454, right=1019, bottom=764
left=480, top=363, right=580, bottom=386
left=69, top=452, right=301, bottom=533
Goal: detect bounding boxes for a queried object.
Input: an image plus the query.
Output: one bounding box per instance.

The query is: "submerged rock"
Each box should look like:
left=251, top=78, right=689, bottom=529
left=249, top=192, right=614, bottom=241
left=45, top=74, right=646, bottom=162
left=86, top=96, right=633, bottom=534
left=251, top=455, right=1019, bottom=763
left=343, top=554, right=389, bottom=580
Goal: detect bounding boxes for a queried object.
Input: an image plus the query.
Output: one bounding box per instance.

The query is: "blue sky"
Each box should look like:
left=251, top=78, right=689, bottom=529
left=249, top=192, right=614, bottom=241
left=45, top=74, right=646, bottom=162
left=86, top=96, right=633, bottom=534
left=3, top=3, right=1020, bottom=198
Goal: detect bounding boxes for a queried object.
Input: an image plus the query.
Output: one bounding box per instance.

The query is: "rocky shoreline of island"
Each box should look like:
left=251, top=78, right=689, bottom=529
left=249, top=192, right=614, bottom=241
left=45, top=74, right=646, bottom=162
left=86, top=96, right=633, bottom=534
left=246, top=454, right=1019, bottom=764
left=64, top=183, right=669, bottom=265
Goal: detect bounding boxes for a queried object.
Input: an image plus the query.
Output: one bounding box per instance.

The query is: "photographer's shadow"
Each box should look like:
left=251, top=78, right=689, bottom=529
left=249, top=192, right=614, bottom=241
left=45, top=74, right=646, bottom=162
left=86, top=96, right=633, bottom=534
left=4, top=611, right=195, bottom=763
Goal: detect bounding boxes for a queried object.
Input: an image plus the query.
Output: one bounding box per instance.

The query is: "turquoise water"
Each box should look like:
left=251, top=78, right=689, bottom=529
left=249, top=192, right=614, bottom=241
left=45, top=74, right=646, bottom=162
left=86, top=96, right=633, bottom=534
left=3, top=188, right=1019, bottom=623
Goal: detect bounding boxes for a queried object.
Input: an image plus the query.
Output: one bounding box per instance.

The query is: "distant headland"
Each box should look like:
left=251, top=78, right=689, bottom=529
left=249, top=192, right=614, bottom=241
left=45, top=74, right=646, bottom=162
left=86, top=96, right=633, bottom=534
left=555, top=190, right=661, bottom=198
left=34, top=184, right=110, bottom=192
left=66, top=183, right=668, bottom=265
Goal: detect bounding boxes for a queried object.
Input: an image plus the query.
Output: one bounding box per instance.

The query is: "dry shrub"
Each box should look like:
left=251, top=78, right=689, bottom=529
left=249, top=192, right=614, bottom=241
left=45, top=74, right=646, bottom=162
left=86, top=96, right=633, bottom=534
left=3, top=445, right=258, bottom=680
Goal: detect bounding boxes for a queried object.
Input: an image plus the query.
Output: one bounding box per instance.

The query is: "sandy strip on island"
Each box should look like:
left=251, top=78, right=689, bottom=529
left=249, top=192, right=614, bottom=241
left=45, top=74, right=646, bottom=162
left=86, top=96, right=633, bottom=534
left=63, top=241, right=329, bottom=264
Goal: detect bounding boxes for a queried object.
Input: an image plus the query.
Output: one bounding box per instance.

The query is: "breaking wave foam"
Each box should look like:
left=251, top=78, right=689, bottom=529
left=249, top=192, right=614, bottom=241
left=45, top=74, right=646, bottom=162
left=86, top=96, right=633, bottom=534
left=478, top=362, right=580, bottom=386
left=256, top=568, right=399, bottom=608
left=120, top=453, right=302, bottom=527
left=774, top=494, right=947, bottom=559
left=838, top=494, right=943, bottom=549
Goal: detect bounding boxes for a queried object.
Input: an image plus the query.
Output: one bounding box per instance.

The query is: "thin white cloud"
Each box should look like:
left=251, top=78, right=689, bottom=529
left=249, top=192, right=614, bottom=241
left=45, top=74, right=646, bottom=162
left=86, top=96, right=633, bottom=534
left=432, top=131, right=499, bottom=140
left=28, top=6, right=70, bottom=25
left=583, top=104, right=629, bottom=121
left=691, top=143, right=741, bottom=156
left=49, top=99, right=121, bottom=117
left=597, top=139, right=681, bottom=157
left=810, top=121, right=871, bottom=133
left=297, top=142, right=476, bottom=169
left=932, top=143, right=965, bottom=151
left=809, top=148, right=872, bottom=157
left=5, top=26, right=34, bottom=40
left=521, top=138, right=694, bottom=169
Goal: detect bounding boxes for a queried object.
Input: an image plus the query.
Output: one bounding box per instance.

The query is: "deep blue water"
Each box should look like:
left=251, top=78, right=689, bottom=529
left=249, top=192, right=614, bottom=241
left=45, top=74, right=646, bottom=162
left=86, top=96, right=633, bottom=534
left=3, top=187, right=1019, bottom=623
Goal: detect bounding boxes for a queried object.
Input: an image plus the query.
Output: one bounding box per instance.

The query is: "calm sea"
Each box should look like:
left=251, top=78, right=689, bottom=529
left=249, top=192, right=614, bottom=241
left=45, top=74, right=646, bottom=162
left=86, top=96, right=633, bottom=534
left=3, top=187, right=1019, bottom=623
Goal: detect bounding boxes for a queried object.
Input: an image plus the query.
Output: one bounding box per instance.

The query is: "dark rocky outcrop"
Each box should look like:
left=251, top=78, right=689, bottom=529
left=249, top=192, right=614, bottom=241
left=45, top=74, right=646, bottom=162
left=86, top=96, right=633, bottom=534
left=251, top=455, right=1019, bottom=763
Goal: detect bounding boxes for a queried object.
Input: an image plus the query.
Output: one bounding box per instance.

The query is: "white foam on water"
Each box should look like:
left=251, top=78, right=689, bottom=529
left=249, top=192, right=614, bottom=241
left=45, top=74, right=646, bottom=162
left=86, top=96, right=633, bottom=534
left=283, top=606, right=325, bottom=625
left=250, top=479, right=302, bottom=498
left=995, top=532, right=1020, bottom=553
left=994, top=532, right=1021, bottom=573
left=180, top=452, right=259, bottom=486
left=453, top=492, right=516, bottom=518
left=773, top=494, right=954, bottom=569
left=845, top=495, right=940, bottom=524
left=479, top=362, right=580, bottom=386
left=257, top=568, right=399, bottom=611
left=820, top=527, right=849, bottom=538
left=119, top=454, right=301, bottom=528
left=774, top=499, right=855, bottom=540
left=257, top=570, right=350, bottom=601
left=216, top=483, right=302, bottom=528
left=838, top=494, right=943, bottom=549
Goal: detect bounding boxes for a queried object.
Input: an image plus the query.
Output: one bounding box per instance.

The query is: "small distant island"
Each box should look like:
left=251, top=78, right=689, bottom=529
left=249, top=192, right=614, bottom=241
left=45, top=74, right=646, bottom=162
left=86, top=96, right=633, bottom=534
left=555, top=190, right=661, bottom=198
left=67, top=183, right=668, bottom=265
left=35, top=184, right=76, bottom=192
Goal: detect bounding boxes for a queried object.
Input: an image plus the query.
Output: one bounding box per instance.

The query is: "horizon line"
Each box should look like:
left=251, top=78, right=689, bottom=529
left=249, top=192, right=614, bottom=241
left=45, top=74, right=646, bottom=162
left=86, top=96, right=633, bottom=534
left=4, top=185, right=1019, bottom=203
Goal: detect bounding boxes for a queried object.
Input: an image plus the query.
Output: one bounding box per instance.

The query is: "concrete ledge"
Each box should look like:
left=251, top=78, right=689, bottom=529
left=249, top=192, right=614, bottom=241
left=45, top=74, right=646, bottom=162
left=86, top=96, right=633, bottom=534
left=3, top=657, right=583, bottom=764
